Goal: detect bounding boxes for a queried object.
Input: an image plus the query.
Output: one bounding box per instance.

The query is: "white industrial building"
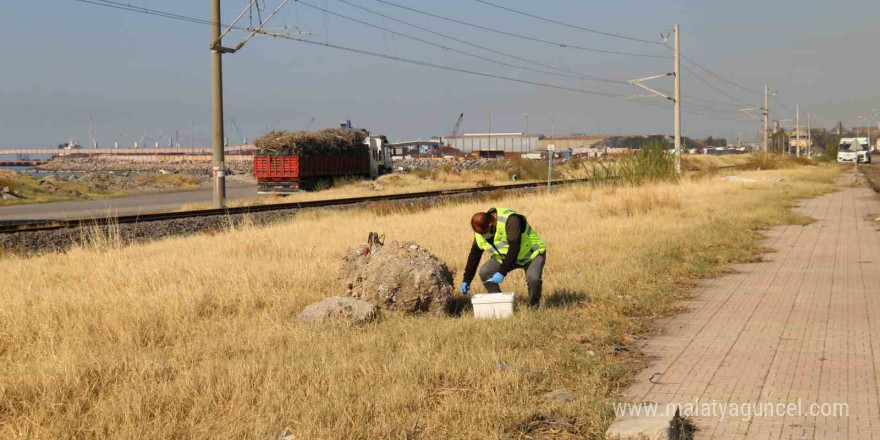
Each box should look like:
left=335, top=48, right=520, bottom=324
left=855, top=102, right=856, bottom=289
left=442, top=133, right=541, bottom=154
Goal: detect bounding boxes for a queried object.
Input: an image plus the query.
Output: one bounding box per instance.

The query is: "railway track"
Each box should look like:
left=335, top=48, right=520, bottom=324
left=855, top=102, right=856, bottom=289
left=0, top=178, right=591, bottom=234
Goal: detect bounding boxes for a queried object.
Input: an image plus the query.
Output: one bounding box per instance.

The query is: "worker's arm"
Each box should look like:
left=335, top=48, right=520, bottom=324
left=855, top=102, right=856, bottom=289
left=462, top=239, right=483, bottom=284
left=498, top=215, right=524, bottom=275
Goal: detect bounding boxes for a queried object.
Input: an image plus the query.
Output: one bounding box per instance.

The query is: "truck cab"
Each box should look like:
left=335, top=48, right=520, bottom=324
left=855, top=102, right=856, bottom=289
left=837, top=138, right=871, bottom=163
left=368, top=135, right=393, bottom=177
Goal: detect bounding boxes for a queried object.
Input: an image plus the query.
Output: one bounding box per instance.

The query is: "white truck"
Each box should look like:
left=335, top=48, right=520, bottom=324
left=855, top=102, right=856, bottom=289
left=837, top=137, right=871, bottom=164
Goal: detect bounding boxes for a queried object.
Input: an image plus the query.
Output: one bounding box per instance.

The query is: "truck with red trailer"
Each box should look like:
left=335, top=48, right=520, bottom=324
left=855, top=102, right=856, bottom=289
left=254, top=134, right=392, bottom=193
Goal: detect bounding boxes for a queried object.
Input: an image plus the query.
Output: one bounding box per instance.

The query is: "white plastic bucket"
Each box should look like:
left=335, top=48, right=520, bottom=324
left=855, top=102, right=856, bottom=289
left=471, top=292, right=515, bottom=319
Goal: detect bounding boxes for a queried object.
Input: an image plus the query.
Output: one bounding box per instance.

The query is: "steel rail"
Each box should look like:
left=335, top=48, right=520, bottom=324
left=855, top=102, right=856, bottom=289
left=0, top=178, right=593, bottom=234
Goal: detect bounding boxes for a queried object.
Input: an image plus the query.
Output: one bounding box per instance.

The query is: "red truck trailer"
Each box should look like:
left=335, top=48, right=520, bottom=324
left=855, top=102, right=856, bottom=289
left=253, top=135, right=392, bottom=194
left=253, top=152, right=372, bottom=193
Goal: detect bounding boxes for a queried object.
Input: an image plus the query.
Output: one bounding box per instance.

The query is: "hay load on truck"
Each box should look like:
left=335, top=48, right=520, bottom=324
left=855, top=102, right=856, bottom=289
left=837, top=137, right=871, bottom=164
left=253, top=128, right=392, bottom=193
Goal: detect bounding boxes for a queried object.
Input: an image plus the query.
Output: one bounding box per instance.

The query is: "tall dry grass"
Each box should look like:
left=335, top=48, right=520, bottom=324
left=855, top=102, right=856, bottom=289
left=0, top=165, right=839, bottom=439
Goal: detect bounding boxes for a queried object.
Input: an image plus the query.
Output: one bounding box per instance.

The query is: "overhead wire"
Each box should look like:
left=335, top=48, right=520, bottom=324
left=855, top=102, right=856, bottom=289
left=70, top=0, right=644, bottom=101
left=299, top=0, right=743, bottom=116
left=455, top=0, right=755, bottom=113
left=299, top=0, right=627, bottom=84
left=70, top=0, right=746, bottom=120
left=771, top=94, right=795, bottom=115
left=679, top=54, right=763, bottom=96
left=681, top=64, right=752, bottom=107
left=369, top=0, right=671, bottom=59
left=464, top=0, right=764, bottom=110
left=472, top=0, right=665, bottom=46
left=329, top=0, right=628, bottom=84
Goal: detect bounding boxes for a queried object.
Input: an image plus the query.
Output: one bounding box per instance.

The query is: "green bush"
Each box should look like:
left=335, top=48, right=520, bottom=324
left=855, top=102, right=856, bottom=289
left=819, top=139, right=839, bottom=162
left=581, top=141, right=678, bottom=185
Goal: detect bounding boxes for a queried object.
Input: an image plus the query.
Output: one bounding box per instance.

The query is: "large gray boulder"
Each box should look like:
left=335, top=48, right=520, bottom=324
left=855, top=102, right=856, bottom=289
left=339, top=241, right=455, bottom=315
left=296, top=296, right=379, bottom=324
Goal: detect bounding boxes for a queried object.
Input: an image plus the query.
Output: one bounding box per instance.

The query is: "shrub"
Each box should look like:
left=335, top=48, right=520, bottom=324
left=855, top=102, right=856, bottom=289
left=819, top=139, right=839, bottom=162
left=582, top=141, right=678, bottom=185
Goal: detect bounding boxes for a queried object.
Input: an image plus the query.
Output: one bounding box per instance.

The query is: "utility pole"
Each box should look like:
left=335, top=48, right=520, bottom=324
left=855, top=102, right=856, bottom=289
left=210, top=0, right=227, bottom=209
left=807, top=113, right=812, bottom=158
left=627, top=24, right=680, bottom=173
left=796, top=104, right=800, bottom=158
left=487, top=108, right=491, bottom=151
left=763, top=85, right=770, bottom=153
left=673, top=24, right=682, bottom=175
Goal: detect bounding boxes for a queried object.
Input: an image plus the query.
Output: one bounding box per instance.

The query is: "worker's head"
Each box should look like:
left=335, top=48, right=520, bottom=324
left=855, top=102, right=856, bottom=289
left=470, top=211, right=496, bottom=235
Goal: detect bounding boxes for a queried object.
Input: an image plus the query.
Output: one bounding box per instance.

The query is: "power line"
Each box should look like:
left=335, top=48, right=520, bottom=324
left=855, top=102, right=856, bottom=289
left=681, top=64, right=752, bottom=106
left=72, top=0, right=642, bottom=99
left=269, top=35, right=640, bottom=99
left=680, top=54, right=763, bottom=96
left=771, top=95, right=795, bottom=115
left=473, top=0, right=665, bottom=46
left=464, top=1, right=766, bottom=111
left=321, top=0, right=744, bottom=113
left=73, top=0, right=218, bottom=26
left=369, top=0, right=671, bottom=59
left=70, top=0, right=742, bottom=120
left=301, top=0, right=627, bottom=84
left=331, top=0, right=628, bottom=84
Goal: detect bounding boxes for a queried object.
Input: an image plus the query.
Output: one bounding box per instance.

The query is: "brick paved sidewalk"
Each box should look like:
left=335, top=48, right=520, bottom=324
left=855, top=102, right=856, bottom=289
left=624, top=175, right=880, bottom=439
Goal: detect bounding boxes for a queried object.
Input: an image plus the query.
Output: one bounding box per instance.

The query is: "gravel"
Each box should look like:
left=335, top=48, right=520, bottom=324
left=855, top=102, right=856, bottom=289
left=1, top=186, right=548, bottom=255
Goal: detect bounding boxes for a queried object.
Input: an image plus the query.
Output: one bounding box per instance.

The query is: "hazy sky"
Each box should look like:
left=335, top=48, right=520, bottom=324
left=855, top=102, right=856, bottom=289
left=2, top=0, right=879, bottom=149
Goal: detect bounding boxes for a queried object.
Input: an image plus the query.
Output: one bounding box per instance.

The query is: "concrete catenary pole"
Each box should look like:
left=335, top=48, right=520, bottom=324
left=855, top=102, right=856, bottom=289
left=796, top=104, right=800, bottom=158
left=486, top=108, right=491, bottom=151
left=763, top=85, right=770, bottom=153
left=808, top=113, right=812, bottom=158
left=673, top=24, right=682, bottom=175
left=211, top=0, right=227, bottom=208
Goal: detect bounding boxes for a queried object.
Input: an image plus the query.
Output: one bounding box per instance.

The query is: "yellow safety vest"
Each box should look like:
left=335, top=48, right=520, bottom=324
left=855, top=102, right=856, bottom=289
left=474, top=207, right=546, bottom=265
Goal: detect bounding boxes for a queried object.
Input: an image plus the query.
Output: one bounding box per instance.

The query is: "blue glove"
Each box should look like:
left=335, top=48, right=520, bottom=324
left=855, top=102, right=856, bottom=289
left=488, top=272, right=505, bottom=284
left=460, top=282, right=470, bottom=295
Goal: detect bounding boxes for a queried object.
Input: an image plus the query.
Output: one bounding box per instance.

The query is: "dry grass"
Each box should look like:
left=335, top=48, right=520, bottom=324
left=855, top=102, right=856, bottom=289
left=0, top=164, right=840, bottom=439
left=682, top=154, right=752, bottom=172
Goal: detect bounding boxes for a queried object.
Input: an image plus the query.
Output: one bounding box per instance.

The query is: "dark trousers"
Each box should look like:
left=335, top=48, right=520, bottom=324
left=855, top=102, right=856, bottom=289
left=478, top=253, right=546, bottom=308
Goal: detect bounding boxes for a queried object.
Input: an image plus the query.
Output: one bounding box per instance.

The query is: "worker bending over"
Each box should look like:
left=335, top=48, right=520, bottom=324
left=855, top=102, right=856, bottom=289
left=460, top=207, right=547, bottom=309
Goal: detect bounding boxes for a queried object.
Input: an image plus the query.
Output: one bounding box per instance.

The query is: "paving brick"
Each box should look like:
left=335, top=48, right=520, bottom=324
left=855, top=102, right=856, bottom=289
left=623, top=176, right=880, bottom=439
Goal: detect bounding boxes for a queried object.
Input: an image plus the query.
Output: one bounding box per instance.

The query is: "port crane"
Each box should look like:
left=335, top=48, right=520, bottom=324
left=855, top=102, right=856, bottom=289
left=230, top=118, right=246, bottom=145
left=443, top=112, right=464, bottom=147
left=451, top=112, right=464, bottom=137
left=88, top=116, right=98, bottom=149
left=135, top=131, right=149, bottom=149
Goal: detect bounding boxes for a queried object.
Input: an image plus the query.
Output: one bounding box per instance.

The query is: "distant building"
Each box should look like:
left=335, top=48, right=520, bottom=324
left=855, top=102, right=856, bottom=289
left=852, top=126, right=880, bottom=137
left=443, top=133, right=541, bottom=154
left=538, top=135, right=609, bottom=151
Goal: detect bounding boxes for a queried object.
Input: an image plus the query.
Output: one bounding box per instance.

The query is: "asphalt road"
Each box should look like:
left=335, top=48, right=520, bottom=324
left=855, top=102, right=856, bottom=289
left=0, top=185, right=259, bottom=221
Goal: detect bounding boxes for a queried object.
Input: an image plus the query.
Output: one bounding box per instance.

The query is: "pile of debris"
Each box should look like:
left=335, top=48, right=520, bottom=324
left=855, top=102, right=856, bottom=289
left=37, top=177, right=81, bottom=197
left=391, top=157, right=501, bottom=173
left=339, top=239, right=455, bottom=315
left=255, top=128, right=367, bottom=156
left=0, top=186, right=22, bottom=200
left=297, top=235, right=457, bottom=323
